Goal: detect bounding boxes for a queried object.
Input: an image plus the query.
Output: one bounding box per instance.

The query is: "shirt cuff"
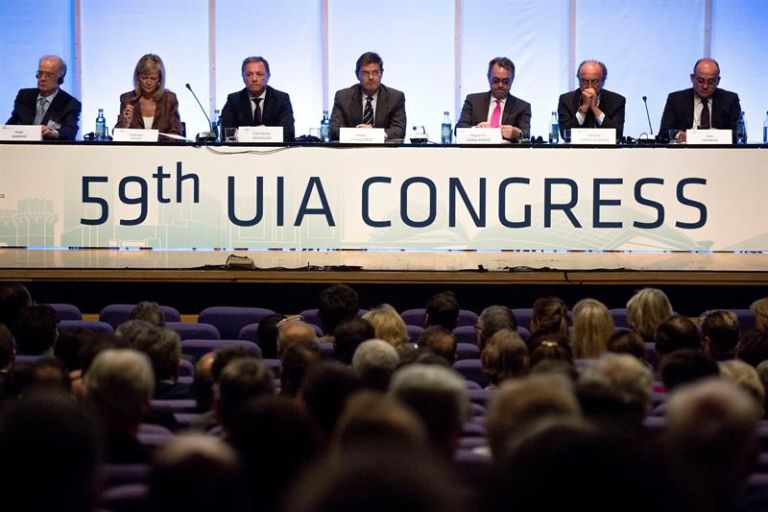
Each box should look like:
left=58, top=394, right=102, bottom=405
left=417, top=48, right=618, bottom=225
left=596, top=112, right=606, bottom=125
left=575, top=111, right=586, bottom=125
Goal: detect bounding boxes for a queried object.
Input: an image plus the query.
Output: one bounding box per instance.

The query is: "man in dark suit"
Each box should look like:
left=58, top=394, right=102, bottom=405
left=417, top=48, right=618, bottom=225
left=557, top=60, right=625, bottom=141
left=220, top=56, right=295, bottom=141
left=6, top=55, right=81, bottom=140
left=330, top=51, right=406, bottom=141
left=456, top=57, right=531, bottom=141
left=658, top=58, right=741, bottom=143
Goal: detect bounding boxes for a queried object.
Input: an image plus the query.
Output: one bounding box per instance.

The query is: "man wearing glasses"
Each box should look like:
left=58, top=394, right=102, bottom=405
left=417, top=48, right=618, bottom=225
left=6, top=55, right=81, bottom=140
left=557, top=59, right=625, bottom=141
left=658, top=58, right=741, bottom=143
left=330, top=51, right=406, bottom=141
left=456, top=57, right=530, bottom=141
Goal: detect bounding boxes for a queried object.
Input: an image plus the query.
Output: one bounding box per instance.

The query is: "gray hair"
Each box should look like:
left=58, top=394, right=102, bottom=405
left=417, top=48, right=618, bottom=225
left=352, top=339, right=399, bottom=390
left=85, top=349, right=154, bottom=427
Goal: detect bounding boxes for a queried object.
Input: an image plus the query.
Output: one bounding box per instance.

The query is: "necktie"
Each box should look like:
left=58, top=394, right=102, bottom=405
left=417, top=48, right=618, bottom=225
left=700, top=99, right=710, bottom=129
left=363, top=96, right=373, bottom=126
left=490, top=99, right=501, bottom=128
left=34, top=98, right=48, bottom=125
left=252, top=98, right=262, bottom=125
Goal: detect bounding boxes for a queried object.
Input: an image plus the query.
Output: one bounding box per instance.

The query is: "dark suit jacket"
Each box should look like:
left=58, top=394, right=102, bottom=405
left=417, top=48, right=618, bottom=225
left=6, top=87, right=81, bottom=140
left=658, top=87, right=741, bottom=142
left=116, top=89, right=183, bottom=137
left=220, top=85, right=295, bottom=141
left=557, top=88, right=626, bottom=140
left=330, top=83, right=406, bottom=141
left=456, top=92, right=532, bottom=140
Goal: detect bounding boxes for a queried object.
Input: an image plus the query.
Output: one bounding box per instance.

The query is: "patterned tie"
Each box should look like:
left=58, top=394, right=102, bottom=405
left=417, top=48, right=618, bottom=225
left=700, top=98, right=710, bottom=129
left=490, top=99, right=501, bottom=128
left=252, top=98, right=262, bottom=125
left=34, top=97, right=48, bottom=125
left=363, top=96, right=374, bottom=126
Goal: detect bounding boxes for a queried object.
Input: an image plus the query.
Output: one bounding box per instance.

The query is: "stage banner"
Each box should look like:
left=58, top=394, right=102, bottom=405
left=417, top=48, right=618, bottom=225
left=1, top=144, right=766, bottom=252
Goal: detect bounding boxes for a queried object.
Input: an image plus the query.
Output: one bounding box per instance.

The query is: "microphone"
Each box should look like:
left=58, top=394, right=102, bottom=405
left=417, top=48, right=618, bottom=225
left=642, top=96, right=654, bottom=136
left=185, top=83, right=217, bottom=142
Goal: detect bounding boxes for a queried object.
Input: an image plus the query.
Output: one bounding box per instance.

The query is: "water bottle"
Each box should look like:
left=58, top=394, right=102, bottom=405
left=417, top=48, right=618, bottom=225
left=95, top=108, right=106, bottom=141
left=211, top=109, right=220, bottom=141
left=736, top=111, right=747, bottom=144
left=441, top=111, right=452, bottom=144
left=763, top=111, right=768, bottom=144
left=548, top=111, right=559, bottom=144
left=320, top=110, right=330, bottom=143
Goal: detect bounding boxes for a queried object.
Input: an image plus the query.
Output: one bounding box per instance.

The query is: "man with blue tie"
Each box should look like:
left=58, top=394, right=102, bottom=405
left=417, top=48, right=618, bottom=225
left=6, top=55, right=81, bottom=140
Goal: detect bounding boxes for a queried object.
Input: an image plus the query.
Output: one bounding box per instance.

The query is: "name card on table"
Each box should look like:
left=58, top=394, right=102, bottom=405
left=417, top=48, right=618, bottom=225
left=340, top=127, right=386, bottom=144
left=113, top=128, right=159, bottom=142
left=455, top=128, right=503, bottom=144
left=237, top=126, right=284, bottom=143
left=570, top=128, right=616, bottom=145
left=686, top=129, right=732, bottom=144
left=0, top=125, right=42, bottom=141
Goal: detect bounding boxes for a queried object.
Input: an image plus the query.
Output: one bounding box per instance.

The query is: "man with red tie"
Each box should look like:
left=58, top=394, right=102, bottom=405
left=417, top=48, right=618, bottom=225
left=456, top=57, right=531, bottom=141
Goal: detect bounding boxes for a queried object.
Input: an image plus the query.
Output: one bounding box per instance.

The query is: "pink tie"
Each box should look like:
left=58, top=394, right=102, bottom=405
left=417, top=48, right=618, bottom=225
left=490, top=99, right=501, bottom=128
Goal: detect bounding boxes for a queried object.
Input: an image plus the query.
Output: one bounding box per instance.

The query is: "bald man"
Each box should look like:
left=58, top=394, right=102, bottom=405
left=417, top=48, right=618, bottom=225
left=557, top=59, right=625, bottom=141
left=6, top=55, right=81, bottom=140
left=659, top=58, right=741, bottom=143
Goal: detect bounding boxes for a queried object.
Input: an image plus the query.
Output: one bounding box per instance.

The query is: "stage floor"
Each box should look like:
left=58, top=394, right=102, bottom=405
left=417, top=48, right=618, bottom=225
left=1, top=248, right=766, bottom=286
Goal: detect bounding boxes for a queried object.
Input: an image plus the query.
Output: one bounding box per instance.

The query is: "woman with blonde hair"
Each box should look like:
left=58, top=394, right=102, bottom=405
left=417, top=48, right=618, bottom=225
left=626, top=288, right=673, bottom=342
left=363, top=304, right=409, bottom=349
left=572, top=298, right=614, bottom=359
left=116, top=54, right=182, bottom=138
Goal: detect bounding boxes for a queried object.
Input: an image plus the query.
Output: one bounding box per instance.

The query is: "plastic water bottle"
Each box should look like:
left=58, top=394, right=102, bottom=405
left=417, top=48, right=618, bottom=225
left=441, top=111, right=452, bottom=144
left=548, top=111, right=559, bottom=144
left=95, top=108, right=106, bottom=141
left=763, top=111, right=768, bottom=144
left=736, top=111, right=747, bottom=144
left=320, top=110, right=330, bottom=143
left=211, top=109, right=220, bottom=141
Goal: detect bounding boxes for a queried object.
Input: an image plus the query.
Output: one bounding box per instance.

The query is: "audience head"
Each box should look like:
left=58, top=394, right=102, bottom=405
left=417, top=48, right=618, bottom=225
left=751, top=297, right=768, bottom=332
left=12, top=304, right=58, bottom=355
left=301, top=361, right=362, bottom=440
left=481, top=328, right=529, bottom=387
left=333, top=317, right=375, bottom=364
left=529, top=337, right=573, bottom=367
left=256, top=313, right=286, bottom=358
left=389, top=364, right=469, bottom=457
left=699, top=309, right=740, bottom=360
left=363, top=304, right=408, bottom=349
left=606, top=329, right=646, bottom=361
left=626, top=287, right=673, bottom=341
left=132, top=53, right=166, bottom=101
left=571, top=298, right=613, bottom=358
left=129, top=300, right=166, bottom=326
left=0, top=282, right=32, bottom=328
left=655, top=314, right=701, bottom=356
left=736, top=328, right=768, bottom=368
left=211, top=344, right=254, bottom=382
left=277, top=318, right=318, bottom=356
left=719, top=359, right=766, bottom=415
left=129, top=323, right=182, bottom=382
left=659, top=349, right=719, bottom=392
left=191, top=351, right=216, bottom=411
left=318, top=284, right=359, bottom=336
left=476, top=305, right=517, bottom=349
left=216, top=357, right=275, bottom=432
left=0, top=323, right=15, bottom=370
left=352, top=338, right=399, bottom=390
left=486, top=373, right=580, bottom=461
left=280, top=338, right=322, bottom=397
left=425, top=291, right=460, bottom=330
left=417, top=326, right=457, bottom=363
left=530, top=297, right=569, bottom=342
left=577, top=352, right=653, bottom=427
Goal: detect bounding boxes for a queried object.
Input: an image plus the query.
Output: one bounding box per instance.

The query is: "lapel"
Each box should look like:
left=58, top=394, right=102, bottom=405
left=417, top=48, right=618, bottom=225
left=710, top=89, right=723, bottom=126
left=42, top=90, right=64, bottom=124
left=683, top=89, right=696, bottom=126
left=502, top=93, right=516, bottom=125
left=238, top=89, right=256, bottom=125
left=262, top=86, right=273, bottom=124
left=480, top=94, right=492, bottom=122
left=374, top=85, right=388, bottom=128
left=349, top=86, right=363, bottom=125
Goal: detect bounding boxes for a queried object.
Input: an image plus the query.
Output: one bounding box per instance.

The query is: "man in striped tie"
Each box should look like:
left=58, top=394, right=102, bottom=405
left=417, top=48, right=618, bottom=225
left=456, top=57, right=531, bottom=142
left=330, top=51, right=406, bottom=141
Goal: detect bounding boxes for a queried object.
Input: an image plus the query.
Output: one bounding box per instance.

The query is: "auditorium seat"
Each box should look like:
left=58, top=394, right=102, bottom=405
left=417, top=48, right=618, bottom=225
left=197, top=306, right=276, bottom=340
left=512, top=308, right=533, bottom=330
left=453, top=326, right=476, bottom=344
left=456, top=342, right=480, bottom=360
left=167, top=321, right=220, bottom=340
left=644, top=342, right=660, bottom=369
left=99, top=303, right=181, bottom=328
left=181, top=339, right=262, bottom=361
left=99, top=483, right=149, bottom=512
left=399, top=308, right=427, bottom=327
left=262, top=358, right=282, bottom=378
left=46, top=303, right=82, bottom=321
left=406, top=324, right=424, bottom=344
left=454, top=359, right=486, bottom=387
left=58, top=319, right=114, bottom=333
left=101, top=463, right=151, bottom=487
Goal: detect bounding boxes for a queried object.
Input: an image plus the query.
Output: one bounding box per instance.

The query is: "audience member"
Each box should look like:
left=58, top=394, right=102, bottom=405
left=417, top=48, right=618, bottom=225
left=659, top=349, right=719, bottom=392
left=351, top=338, right=399, bottom=391
left=655, top=314, right=701, bottom=356
left=417, top=326, right=457, bottom=363
left=318, top=284, right=359, bottom=338
left=280, top=339, right=322, bottom=397
left=332, top=317, right=374, bottom=365
left=528, top=337, right=573, bottom=367
left=129, top=300, right=166, bottom=326
left=719, top=359, right=766, bottom=415
left=425, top=291, right=460, bottom=330
left=277, top=318, right=318, bottom=356
left=476, top=305, right=517, bottom=350
left=529, top=297, right=569, bottom=344
left=736, top=328, right=768, bottom=368
left=363, top=304, right=409, bottom=349
left=606, top=329, right=647, bottom=362
left=700, top=309, right=740, bottom=361
left=571, top=298, right=614, bottom=359
left=751, top=297, right=768, bottom=332
left=216, top=358, right=276, bottom=434
left=190, top=351, right=216, bottom=412
left=0, top=323, right=16, bottom=393
left=481, top=328, right=529, bottom=387
left=128, top=322, right=190, bottom=399
left=11, top=304, right=58, bottom=356
left=626, top=287, right=673, bottom=342
left=257, top=313, right=286, bottom=358
left=301, top=361, right=362, bottom=442
left=0, top=282, right=32, bottom=327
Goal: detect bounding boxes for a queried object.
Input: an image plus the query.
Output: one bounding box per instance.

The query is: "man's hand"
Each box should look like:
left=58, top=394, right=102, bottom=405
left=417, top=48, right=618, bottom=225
left=355, top=124, right=372, bottom=129
left=475, top=121, right=491, bottom=128
left=579, top=88, right=596, bottom=114
left=500, top=125, right=521, bottom=141
left=41, top=125, right=59, bottom=139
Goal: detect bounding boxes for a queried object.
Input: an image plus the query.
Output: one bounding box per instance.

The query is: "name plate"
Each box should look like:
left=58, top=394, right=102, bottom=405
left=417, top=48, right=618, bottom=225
left=686, top=129, right=732, bottom=144
left=455, top=128, right=503, bottom=144
left=0, top=125, right=42, bottom=141
left=340, top=127, right=386, bottom=144
left=570, top=128, right=616, bottom=145
left=113, top=128, right=159, bottom=142
left=237, top=126, right=284, bottom=143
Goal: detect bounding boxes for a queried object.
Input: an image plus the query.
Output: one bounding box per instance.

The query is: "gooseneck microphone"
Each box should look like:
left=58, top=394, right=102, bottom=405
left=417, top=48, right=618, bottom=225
left=185, top=83, right=217, bottom=142
left=642, top=96, right=654, bottom=135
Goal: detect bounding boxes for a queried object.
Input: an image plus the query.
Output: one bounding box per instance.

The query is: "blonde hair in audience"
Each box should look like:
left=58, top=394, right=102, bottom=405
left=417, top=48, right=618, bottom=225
left=751, top=298, right=768, bottom=332
left=572, top=298, right=614, bottom=359
left=626, top=288, right=673, bottom=341
left=363, top=304, right=408, bottom=348
left=719, top=359, right=766, bottom=415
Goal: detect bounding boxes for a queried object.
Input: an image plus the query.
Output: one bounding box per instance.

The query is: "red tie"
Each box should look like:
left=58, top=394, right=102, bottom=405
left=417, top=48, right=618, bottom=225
left=490, top=99, right=501, bottom=128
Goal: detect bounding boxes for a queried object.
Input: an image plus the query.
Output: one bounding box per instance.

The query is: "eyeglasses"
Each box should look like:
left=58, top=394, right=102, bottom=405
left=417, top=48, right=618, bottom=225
left=694, top=76, right=719, bottom=87
left=473, top=324, right=483, bottom=332
left=35, top=71, right=58, bottom=79
left=360, top=70, right=381, bottom=78
left=490, top=78, right=512, bottom=86
left=579, top=78, right=601, bottom=87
